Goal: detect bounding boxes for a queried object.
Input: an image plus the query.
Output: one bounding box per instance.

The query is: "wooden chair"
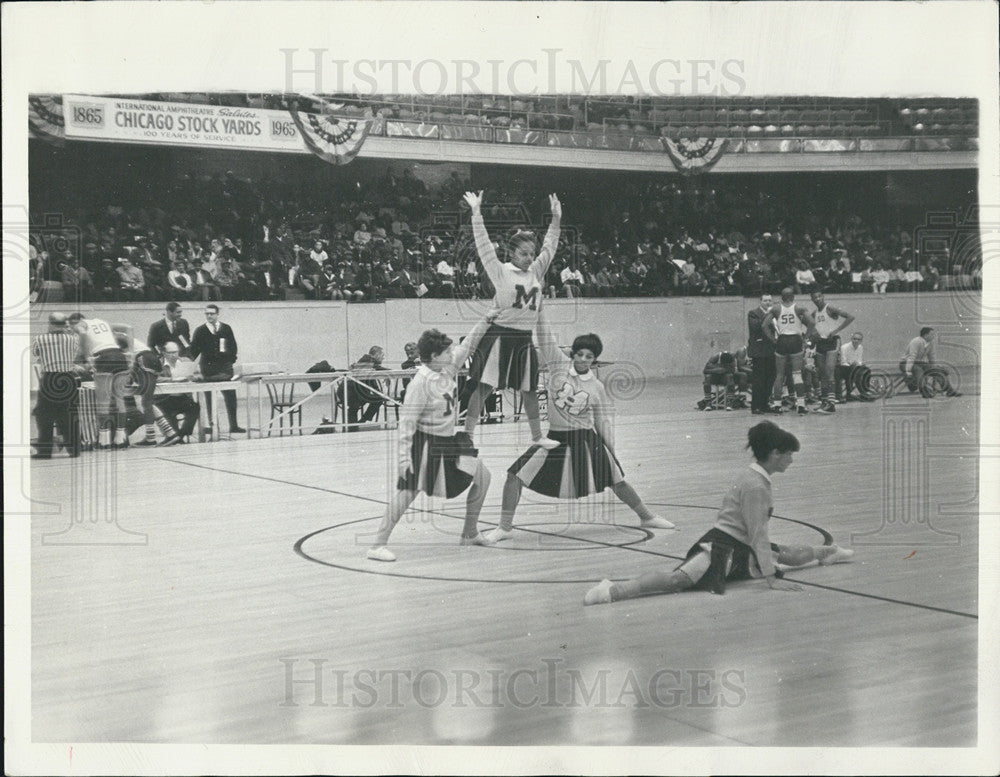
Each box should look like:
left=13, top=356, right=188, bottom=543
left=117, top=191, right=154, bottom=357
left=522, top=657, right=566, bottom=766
left=237, top=364, right=302, bottom=437
left=265, top=379, right=303, bottom=436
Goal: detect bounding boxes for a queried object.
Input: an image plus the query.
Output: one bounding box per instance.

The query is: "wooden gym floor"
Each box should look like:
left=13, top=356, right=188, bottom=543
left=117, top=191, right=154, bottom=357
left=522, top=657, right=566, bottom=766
left=29, top=372, right=981, bottom=747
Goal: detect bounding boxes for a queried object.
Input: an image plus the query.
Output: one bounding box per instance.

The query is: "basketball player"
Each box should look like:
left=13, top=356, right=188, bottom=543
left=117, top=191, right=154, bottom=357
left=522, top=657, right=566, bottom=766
left=68, top=312, right=130, bottom=448
left=809, top=290, right=855, bottom=413
left=367, top=308, right=503, bottom=562
left=461, top=190, right=560, bottom=450
left=114, top=334, right=176, bottom=446
left=762, top=288, right=819, bottom=415
left=128, top=339, right=166, bottom=446
left=584, top=421, right=855, bottom=605
left=486, top=307, right=675, bottom=544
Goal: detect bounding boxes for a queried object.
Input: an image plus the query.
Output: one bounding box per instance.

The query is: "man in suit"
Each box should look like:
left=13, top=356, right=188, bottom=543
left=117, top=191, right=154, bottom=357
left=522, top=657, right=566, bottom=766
left=147, top=301, right=191, bottom=356
left=747, top=293, right=778, bottom=415
left=187, top=303, right=245, bottom=434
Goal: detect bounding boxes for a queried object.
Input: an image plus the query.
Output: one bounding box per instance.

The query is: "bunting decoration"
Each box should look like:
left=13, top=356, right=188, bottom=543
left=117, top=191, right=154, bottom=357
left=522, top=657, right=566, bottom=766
left=660, top=136, right=727, bottom=175
left=29, top=94, right=66, bottom=146
left=288, top=97, right=374, bottom=166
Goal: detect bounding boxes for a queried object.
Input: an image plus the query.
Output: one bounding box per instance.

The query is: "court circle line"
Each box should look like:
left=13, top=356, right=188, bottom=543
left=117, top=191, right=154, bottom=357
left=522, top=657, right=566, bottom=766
left=294, top=502, right=832, bottom=584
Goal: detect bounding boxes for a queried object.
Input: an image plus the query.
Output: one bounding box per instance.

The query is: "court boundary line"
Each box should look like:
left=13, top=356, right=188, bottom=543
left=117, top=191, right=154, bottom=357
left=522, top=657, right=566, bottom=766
left=159, top=457, right=979, bottom=620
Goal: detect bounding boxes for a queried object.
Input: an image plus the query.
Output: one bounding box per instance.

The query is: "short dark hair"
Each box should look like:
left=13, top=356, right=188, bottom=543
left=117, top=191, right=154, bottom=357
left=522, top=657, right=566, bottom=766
left=920, top=326, right=934, bottom=338
left=205, top=304, right=220, bottom=314
left=746, top=421, right=800, bottom=462
left=417, top=329, right=453, bottom=363
left=166, top=301, right=181, bottom=313
left=719, top=351, right=735, bottom=367
left=571, top=333, right=603, bottom=358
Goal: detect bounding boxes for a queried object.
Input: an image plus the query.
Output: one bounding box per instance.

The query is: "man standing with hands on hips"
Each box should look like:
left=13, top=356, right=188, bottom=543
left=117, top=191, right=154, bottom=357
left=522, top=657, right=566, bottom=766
left=188, top=304, right=245, bottom=435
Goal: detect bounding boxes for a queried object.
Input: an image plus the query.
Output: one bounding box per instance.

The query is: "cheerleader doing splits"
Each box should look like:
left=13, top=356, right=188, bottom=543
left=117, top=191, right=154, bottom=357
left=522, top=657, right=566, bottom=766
left=367, top=309, right=501, bottom=562
left=584, top=421, right=855, bottom=605
left=462, top=190, right=560, bottom=450
left=485, top=307, right=676, bottom=544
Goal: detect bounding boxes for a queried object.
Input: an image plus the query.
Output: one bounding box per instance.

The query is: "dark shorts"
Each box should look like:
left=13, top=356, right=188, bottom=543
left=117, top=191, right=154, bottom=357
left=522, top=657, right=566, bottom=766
left=774, top=334, right=804, bottom=357
left=815, top=336, right=840, bottom=354
left=93, top=349, right=129, bottom=374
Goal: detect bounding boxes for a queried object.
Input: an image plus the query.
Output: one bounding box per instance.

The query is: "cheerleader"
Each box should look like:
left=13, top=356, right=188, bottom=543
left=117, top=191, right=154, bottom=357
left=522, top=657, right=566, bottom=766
left=484, top=307, right=676, bottom=544
left=461, top=190, right=560, bottom=450
left=583, top=422, right=855, bottom=605
left=367, top=308, right=502, bottom=562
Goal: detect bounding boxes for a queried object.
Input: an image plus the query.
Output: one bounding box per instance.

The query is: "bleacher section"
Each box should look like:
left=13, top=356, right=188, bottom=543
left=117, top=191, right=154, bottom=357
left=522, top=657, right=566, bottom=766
left=126, top=93, right=979, bottom=141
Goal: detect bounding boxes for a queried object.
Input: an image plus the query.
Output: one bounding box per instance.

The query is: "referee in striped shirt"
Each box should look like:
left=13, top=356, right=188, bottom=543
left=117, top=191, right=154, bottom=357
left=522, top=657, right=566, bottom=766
left=31, top=312, right=84, bottom=458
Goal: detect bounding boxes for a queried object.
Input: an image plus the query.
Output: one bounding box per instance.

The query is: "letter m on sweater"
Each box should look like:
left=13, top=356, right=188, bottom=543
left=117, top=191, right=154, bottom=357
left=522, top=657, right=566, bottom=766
left=513, top=285, right=538, bottom=310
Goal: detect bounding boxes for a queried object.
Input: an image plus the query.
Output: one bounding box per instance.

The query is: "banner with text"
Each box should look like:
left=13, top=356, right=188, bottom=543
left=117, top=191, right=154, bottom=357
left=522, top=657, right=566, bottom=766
left=62, top=95, right=310, bottom=153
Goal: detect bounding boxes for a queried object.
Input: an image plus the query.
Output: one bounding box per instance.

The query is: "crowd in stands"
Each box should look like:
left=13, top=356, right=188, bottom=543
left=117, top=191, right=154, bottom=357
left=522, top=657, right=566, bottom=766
left=29, top=165, right=982, bottom=305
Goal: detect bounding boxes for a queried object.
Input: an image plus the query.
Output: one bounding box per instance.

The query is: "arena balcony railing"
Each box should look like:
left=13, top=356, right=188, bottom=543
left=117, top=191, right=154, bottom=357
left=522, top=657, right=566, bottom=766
left=100, top=92, right=976, bottom=146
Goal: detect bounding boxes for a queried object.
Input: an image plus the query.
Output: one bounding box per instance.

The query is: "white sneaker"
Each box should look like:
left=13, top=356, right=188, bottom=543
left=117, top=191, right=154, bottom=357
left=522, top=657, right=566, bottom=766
left=366, top=546, right=396, bottom=562
left=485, top=527, right=514, bottom=543
left=460, top=533, right=493, bottom=546
left=584, top=579, right=614, bottom=606
left=641, top=515, right=676, bottom=530
left=534, top=436, right=561, bottom=451
left=819, top=546, right=855, bottom=565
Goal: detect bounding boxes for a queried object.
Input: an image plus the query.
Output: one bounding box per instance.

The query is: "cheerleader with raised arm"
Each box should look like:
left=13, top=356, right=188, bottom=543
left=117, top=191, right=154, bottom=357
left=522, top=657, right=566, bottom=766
left=486, top=306, right=677, bottom=544
left=367, top=308, right=502, bottom=562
